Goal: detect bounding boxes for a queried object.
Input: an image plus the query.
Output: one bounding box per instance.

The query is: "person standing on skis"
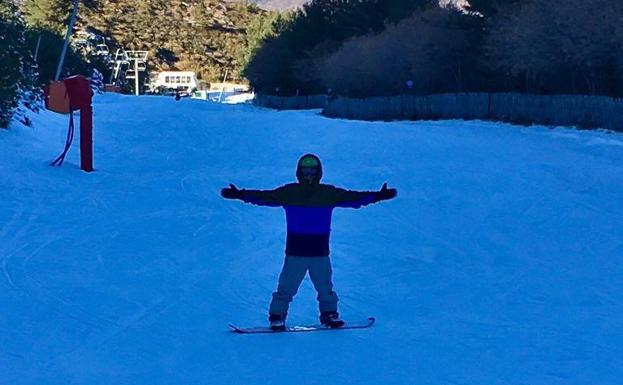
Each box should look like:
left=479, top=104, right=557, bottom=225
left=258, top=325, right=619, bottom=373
left=221, top=154, right=397, bottom=330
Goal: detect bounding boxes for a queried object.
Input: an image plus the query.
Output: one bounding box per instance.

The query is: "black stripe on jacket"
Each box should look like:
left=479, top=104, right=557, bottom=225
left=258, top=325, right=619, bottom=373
left=286, top=233, right=330, bottom=257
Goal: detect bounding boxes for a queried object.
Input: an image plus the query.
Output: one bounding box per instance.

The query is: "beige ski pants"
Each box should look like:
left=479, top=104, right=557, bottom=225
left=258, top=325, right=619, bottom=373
left=269, top=256, right=338, bottom=317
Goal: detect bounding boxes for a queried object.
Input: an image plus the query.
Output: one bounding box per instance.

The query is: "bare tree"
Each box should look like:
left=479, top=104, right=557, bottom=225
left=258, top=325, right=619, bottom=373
left=486, top=0, right=623, bottom=95
left=320, top=7, right=478, bottom=96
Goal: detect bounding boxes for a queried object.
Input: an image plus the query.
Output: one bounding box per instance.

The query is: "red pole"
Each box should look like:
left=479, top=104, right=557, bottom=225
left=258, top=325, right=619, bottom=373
left=63, top=75, right=94, bottom=172
left=80, top=104, right=93, bottom=172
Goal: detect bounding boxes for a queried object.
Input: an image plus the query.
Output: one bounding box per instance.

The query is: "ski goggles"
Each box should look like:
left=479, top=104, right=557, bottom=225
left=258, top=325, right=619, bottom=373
left=299, top=166, right=319, bottom=176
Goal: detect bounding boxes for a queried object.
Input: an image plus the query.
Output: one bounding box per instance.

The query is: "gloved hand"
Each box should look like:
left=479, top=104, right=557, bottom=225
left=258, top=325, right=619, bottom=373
left=221, top=183, right=242, bottom=199
left=376, top=182, right=397, bottom=201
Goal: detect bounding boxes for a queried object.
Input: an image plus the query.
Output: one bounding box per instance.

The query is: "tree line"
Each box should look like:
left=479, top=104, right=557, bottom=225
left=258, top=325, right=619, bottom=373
left=0, top=0, right=270, bottom=128
left=244, top=0, right=623, bottom=98
left=0, top=0, right=106, bottom=128
left=81, top=0, right=266, bottom=83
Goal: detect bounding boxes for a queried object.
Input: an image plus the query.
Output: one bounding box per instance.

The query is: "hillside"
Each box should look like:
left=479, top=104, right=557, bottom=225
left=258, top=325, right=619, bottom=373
left=80, top=0, right=265, bottom=82
left=77, top=0, right=469, bottom=85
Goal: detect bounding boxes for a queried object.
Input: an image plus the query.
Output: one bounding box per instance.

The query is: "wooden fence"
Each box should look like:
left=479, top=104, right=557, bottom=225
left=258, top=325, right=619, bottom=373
left=322, top=93, right=623, bottom=132
left=254, top=94, right=328, bottom=110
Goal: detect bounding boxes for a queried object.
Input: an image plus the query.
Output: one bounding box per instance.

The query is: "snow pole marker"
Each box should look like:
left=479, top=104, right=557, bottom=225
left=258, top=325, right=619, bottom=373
left=48, top=75, right=94, bottom=172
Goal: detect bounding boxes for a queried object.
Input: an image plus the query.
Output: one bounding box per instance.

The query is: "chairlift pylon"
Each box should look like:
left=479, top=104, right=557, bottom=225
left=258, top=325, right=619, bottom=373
left=108, top=48, right=149, bottom=94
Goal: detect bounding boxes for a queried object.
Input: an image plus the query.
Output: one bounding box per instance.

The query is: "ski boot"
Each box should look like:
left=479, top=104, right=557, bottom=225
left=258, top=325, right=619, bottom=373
left=268, top=314, right=286, bottom=331
left=320, top=311, right=344, bottom=328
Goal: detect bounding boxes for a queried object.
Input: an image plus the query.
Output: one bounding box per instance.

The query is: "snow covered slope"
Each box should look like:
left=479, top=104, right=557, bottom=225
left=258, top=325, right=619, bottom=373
left=1, top=94, right=622, bottom=385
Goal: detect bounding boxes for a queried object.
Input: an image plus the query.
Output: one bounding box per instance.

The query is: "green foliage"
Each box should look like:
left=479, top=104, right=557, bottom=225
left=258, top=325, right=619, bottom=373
left=21, top=0, right=104, bottom=83
left=25, top=28, right=96, bottom=85
left=1, top=0, right=100, bottom=128
left=0, top=2, right=39, bottom=128
left=239, top=10, right=290, bottom=71
left=81, top=0, right=264, bottom=82
left=22, top=0, right=72, bottom=35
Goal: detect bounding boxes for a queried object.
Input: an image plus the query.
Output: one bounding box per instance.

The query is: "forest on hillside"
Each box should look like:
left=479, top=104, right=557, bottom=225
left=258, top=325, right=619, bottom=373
left=4, top=0, right=623, bottom=128
left=80, top=0, right=269, bottom=82
left=0, top=0, right=277, bottom=127
left=244, top=0, right=623, bottom=98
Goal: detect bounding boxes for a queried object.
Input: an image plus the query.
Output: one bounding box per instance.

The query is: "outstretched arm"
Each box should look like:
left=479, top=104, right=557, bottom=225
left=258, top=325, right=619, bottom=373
left=332, top=183, right=397, bottom=208
left=221, top=184, right=287, bottom=207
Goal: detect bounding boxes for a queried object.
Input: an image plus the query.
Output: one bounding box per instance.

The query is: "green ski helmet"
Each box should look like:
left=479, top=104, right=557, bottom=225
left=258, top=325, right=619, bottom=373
left=296, top=153, right=323, bottom=184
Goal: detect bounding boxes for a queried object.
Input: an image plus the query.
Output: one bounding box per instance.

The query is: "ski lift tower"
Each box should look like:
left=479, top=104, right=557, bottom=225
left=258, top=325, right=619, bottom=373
left=109, top=48, right=129, bottom=87
left=125, top=51, right=149, bottom=96
left=108, top=49, right=148, bottom=95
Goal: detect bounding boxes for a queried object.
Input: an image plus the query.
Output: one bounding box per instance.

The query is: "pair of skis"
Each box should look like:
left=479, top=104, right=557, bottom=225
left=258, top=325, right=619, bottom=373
left=229, top=317, right=375, bottom=334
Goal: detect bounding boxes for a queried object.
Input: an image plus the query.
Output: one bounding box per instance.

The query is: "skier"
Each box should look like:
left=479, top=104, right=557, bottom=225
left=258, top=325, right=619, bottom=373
left=221, top=154, right=397, bottom=330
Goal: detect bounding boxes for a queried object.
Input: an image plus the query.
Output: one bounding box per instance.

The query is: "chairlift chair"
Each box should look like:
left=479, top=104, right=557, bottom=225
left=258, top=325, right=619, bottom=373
left=95, top=44, right=110, bottom=55
left=74, top=30, right=89, bottom=45
left=95, top=37, right=110, bottom=56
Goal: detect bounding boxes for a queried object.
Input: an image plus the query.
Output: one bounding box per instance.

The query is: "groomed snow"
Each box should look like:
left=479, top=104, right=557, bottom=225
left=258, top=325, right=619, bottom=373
left=1, top=94, right=622, bottom=385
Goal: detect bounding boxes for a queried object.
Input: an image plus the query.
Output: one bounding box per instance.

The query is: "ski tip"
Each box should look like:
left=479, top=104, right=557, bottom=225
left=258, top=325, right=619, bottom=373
left=367, top=316, right=376, bottom=325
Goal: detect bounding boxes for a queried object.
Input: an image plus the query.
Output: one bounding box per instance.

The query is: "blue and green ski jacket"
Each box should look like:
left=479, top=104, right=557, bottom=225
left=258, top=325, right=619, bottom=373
left=239, top=183, right=380, bottom=256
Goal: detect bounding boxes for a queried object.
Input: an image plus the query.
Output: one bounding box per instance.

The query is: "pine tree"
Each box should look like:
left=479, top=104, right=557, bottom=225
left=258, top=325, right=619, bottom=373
left=239, top=10, right=288, bottom=70
left=22, top=0, right=72, bottom=35
left=0, top=1, right=39, bottom=128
